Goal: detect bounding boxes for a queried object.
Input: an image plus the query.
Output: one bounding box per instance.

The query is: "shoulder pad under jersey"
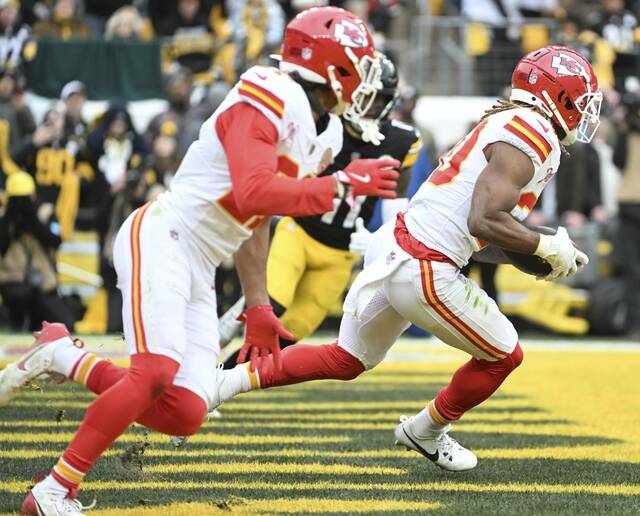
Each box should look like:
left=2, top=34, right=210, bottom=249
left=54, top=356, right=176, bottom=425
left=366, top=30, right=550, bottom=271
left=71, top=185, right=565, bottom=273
left=488, top=107, right=559, bottom=168
left=237, top=66, right=307, bottom=139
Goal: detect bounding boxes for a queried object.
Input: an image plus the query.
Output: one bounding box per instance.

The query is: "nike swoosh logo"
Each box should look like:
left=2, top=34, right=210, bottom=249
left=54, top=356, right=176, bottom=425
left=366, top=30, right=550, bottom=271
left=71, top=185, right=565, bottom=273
left=16, top=343, right=42, bottom=371
left=16, top=343, right=44, bottom=371
left=536, top=120, right=550, bottom=133
left=349, top=173, right=370, bottom=183
left=17, top=350, right=35, bottom=371
left=255, top=72, right=267, bottom=80
left=402, top=427, right=439, bottom=462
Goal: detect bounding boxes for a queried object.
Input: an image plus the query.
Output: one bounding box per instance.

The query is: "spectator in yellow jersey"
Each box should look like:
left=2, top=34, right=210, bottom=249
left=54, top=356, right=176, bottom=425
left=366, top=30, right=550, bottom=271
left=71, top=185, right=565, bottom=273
left=229, top=0, right=285, bottom=74
left=32, top=0, right=94, bottom=40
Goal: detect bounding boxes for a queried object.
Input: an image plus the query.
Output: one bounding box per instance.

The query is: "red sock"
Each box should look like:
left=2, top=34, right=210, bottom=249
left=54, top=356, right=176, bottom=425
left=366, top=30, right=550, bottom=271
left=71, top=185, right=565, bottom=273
left=51, top=353, right=179, bottom=490
left=256, top=342, right=365, bottom=389
left=434, top=343, right=524, bottom=421
left=85, top=360, right=127, bottom=394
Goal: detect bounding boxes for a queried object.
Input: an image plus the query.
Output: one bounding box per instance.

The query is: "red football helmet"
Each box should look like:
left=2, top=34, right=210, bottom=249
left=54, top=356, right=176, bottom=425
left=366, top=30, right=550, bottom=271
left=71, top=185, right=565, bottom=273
left=277, top=6, right=381, bottom=117
left=510, top=46, right=602, bottom=144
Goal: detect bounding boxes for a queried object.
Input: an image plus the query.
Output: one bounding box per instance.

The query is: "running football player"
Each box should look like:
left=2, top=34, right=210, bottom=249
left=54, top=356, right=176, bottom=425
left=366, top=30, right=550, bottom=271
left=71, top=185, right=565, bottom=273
left=221, top=54, right=422, bottom=367
left=0, top=8, right=401, bottom=514
left=212, top=46, right=600, bottom=471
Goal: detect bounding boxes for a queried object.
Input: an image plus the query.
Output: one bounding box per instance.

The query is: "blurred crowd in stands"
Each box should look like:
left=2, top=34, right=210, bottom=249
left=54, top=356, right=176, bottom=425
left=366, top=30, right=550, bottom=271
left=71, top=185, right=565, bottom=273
left=0, top=0, right=638, bottom=338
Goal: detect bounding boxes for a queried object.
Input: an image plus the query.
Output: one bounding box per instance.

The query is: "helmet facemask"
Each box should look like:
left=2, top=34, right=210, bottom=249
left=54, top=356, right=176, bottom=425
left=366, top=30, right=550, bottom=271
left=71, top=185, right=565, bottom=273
left=539, top=89, right=602, bottom=145
left=333, top=49, right=382, bottom=122
left=574, top=90, right=602, bottom=143
left=344, top=85, right=398, bottom=145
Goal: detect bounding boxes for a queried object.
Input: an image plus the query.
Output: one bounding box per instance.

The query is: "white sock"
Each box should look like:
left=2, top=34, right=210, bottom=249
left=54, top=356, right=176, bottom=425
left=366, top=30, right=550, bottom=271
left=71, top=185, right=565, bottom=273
left=37, top=473, right=69, bottom=497
left=51, top=338, right=87, bottom=378
left=409, top=401, right=448, bottom=439
left=219, top=363, right=258, bottom=403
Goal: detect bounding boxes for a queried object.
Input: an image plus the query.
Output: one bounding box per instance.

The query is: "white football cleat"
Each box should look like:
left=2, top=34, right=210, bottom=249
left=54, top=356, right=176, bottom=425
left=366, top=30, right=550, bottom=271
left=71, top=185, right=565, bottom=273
left=0, top=321, right=73, bottom=407
left=208, top=408, right=223, bottom=419
left=394, top=415, right=478, bottom=471
left=218, top=296, right=245, bottom=348
left=170, top=436, right=189, bottom=448
left=21, top=481, right=96, bottom=515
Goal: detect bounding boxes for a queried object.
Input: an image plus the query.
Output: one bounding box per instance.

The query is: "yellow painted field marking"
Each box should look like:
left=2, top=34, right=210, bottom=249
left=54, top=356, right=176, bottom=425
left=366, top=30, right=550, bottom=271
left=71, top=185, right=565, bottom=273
left=8, top=398, right=529, bottom=411
left=144, top=461, right=405, bottom=476
left=0, top=448, right=400, bottom=460
left=311, top=374, right=450, bottom=384
left=225, top=398, right=531, bottom=411
left=0, top=432, right=349, bottom=445
left=0, top=420, right=589, bottom=433
left=477, top=445, right=640, bottom=462
left=2, top=444, right=640, bottom=463
left=0, top=410, right=559, bottom=427
left=214, top=411, right=552, bottom=423
left=15, top=389, right=303, bottom=400
left=86, top=499, right=443, bottom=515
left=1, top=480, right=638, bottom=496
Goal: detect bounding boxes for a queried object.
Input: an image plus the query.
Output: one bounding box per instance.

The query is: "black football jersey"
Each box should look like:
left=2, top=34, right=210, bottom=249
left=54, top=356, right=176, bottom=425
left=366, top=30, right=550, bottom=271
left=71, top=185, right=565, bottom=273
left=295, top=119, right=422, bottom=250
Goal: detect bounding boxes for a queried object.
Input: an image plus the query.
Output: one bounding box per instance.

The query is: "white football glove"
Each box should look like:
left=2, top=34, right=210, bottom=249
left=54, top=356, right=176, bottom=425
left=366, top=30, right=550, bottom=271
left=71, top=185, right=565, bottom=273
left=349, top=217, right=372, bottom=255
left=534, top=226, right=589, bottom=281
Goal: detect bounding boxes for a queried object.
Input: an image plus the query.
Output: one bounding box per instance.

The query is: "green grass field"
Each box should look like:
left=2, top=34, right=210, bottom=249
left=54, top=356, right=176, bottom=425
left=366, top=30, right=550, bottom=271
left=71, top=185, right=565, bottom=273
left=0, top=336, right=639, bottom=515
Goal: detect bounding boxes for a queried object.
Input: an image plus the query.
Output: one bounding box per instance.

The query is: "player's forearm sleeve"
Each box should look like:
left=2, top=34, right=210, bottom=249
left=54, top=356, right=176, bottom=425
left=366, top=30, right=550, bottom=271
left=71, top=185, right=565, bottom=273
left=216, top=103, right=335, bottom=217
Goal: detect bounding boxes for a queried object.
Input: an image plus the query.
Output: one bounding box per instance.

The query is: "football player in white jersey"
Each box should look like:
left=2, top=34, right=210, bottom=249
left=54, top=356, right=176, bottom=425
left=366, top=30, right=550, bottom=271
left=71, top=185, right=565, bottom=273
left=210, top=46, right=601, bottom=471
left=0, top=7, right=403, bottom=514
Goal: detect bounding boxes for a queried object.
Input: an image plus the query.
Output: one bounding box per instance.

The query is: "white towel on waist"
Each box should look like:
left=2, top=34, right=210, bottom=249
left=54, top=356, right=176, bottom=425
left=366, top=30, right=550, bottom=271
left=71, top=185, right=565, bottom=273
left=343, top=243, right=411, bottom=320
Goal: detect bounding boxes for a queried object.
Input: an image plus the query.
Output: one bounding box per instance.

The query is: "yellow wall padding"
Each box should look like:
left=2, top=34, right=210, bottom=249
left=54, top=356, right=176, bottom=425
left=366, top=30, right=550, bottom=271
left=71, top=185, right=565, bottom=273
left=466, top=23, right=491, bottom=57
left=521, top=24, right=549, bottom=53
left=75, top=287, right=108, bottom=334
left=55, top=171, right=80, bottom=241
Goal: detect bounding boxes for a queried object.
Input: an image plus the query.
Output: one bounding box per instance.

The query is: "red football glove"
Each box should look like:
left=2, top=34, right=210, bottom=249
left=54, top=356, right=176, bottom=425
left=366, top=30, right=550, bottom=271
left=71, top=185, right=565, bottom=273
left=237, top=305, right=293, bottom=372
left=334, top=158, right=401, bottom=199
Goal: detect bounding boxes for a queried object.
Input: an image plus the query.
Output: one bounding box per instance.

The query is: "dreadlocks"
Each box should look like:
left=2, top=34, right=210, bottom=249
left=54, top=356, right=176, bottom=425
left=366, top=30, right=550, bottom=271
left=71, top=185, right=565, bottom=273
left=481, top=99, right=533, bottom=121
left=481, top=99, right=570, bottom=157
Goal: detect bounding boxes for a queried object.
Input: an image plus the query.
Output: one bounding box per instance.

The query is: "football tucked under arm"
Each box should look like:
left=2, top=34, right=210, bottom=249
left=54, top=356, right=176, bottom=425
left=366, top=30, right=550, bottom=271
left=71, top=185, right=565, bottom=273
left=479, top=224, right=588, bottom=278
left=499, top=225, right=556, bottom=276
left=471, top=246, right=510, bottom=265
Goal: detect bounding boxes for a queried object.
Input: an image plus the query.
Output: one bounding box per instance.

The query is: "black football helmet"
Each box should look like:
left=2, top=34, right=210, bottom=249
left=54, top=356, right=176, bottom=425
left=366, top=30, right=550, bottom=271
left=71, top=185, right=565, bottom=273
left=343, top=53, right=399, bottom=144
left=366, top=55, right=399, bottom=122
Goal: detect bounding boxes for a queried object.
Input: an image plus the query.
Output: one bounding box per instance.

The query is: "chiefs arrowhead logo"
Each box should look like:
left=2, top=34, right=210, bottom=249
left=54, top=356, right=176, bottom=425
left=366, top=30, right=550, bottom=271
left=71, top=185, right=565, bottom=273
left=551, top=53, right=587, bottom=78
left=333, top=20, right=368, bottom=48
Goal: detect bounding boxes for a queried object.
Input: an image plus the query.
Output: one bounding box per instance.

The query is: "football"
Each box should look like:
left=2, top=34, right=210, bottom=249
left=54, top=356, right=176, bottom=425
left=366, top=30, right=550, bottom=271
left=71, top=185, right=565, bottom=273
left=502, top=225, right=557, bottom=277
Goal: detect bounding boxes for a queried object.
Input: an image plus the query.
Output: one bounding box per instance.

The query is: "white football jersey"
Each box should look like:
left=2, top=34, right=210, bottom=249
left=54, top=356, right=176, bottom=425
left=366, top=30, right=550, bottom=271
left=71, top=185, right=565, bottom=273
left=404, top=107, right=561, bottom=267
left=156, top=65, right=343, bottom=269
